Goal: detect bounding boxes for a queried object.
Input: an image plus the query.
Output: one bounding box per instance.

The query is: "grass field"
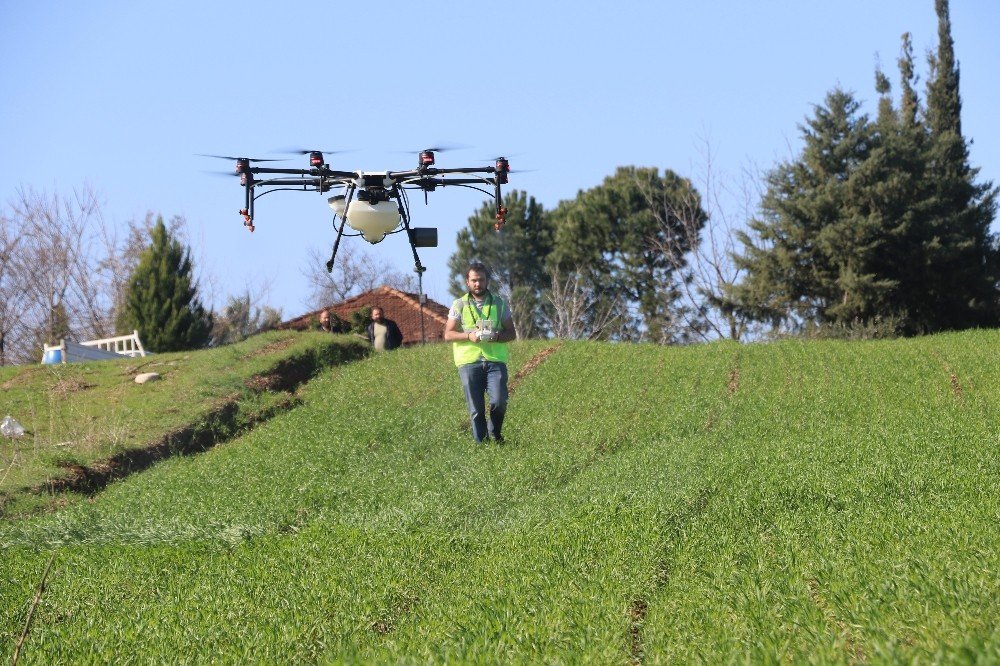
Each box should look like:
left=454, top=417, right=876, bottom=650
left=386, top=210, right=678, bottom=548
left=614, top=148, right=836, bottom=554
left=1, top=330, right=997, bottom=663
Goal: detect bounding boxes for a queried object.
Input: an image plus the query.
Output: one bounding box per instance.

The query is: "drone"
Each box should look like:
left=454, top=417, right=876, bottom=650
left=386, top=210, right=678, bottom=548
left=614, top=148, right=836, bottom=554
left=202, top=148, right=510, bottom=275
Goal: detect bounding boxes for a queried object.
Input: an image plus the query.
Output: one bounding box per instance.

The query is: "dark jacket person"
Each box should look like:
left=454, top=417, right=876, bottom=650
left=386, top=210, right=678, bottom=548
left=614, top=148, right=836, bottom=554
left=366, top=307, right=403, bottom=350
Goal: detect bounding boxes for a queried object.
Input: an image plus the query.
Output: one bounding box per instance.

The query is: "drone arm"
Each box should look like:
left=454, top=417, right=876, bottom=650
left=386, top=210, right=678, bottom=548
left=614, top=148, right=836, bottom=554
left=249, top=167, right=356, bottom=179
left=399, top=176, right=496, bottom=190
left=423, top=166, right=496, bottom=176
left=252, top=177, right=325, bottom=188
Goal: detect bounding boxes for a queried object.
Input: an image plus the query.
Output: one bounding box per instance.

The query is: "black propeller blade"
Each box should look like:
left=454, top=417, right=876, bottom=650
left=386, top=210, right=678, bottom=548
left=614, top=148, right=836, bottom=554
left=272, top=148, right=355, bottom=168
left=272, top=147, right=354, bottom=156
left=480, top=155, right=535, bottom=175
left=197, top=153, right=285, bottom=163
left=480, top=153, right=524, bottom=162
left=402, top=142, right=469, bottom=154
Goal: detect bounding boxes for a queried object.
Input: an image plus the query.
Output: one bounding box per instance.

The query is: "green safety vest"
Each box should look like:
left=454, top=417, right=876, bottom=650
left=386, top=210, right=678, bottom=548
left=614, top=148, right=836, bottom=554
left=452, top=292, right=510, bottom=366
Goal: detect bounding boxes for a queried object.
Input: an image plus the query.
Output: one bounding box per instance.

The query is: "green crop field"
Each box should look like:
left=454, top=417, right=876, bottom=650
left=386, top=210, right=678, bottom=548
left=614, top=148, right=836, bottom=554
left=1, top=331, right=997, bottom=663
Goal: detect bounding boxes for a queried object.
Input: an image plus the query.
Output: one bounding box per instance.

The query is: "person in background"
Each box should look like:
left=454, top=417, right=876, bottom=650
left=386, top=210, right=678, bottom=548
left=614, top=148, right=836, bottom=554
left=366, top=306, right=403, bottom=351
left=319, top=309, right=335, bottom=333
left=443, top=262, right=516, bottom=443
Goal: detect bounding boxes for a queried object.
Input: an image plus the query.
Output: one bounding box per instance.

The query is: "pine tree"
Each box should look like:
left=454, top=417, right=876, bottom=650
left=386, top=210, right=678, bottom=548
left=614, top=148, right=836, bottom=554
left=548, top=166, right=707, bottom=342
left=117, top=217, right=212, bottom=352
left=447, top=190, right=553, bottom=338
left=728, top=89, right=888, bottom=330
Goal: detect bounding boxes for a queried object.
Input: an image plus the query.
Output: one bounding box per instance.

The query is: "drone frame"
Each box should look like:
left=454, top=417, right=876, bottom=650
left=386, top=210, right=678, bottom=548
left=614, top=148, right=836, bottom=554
left=222, top=150, right=510, bottom=276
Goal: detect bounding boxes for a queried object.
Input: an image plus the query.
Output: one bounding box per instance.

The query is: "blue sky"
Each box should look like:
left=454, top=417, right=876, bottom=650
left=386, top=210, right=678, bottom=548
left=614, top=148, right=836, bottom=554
left=2, top=1, right=998, bottom=316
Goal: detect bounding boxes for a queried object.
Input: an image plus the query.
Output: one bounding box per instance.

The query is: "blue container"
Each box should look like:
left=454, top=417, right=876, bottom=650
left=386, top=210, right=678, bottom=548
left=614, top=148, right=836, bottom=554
left=41, top=348, right=63, bottom=364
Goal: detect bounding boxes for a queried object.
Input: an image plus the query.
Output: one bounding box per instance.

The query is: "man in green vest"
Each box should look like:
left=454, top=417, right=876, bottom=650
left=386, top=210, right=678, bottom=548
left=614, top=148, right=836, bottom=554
left=443, top=261, right=516, bottom=443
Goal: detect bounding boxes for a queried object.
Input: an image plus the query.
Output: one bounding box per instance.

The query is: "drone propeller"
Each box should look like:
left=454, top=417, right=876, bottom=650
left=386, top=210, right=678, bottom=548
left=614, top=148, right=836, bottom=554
left=272, top=147, right=354, bottom=156
left=399, top=143, right=469, bottom=167
left=413, top=143, right=468, bottom=153
left=480, top=152, right=524, bottom=161
left=197, top=153, right=284, bottom=163
left=501, top=166, right=536, bottom=174
left=479, top=156, right=535, bottom=176
left=273, top=147, right=354, bottom=168
left=401, top=143, right=469, bottom=155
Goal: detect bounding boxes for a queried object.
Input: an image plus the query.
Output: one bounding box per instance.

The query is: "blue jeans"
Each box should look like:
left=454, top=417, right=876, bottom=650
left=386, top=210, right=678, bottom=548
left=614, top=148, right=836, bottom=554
left=458, top=360, right=509, bottom=442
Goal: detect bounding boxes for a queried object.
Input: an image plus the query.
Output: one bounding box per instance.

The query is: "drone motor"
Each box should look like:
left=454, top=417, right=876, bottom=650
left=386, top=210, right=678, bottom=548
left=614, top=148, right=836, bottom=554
left=495, top=157, right=509, bottom=184
left=419, top=150, right=436, bottom=167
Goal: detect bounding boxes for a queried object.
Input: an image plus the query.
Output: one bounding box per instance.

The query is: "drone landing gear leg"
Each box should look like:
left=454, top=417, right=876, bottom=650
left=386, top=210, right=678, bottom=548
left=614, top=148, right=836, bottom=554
left=397, top=205, right=427, bottom=275
left=326, top=218, right=347, bottom=273
left=415, top=263, right=427, bottom=344
left=327, top=184, right=359, bottom=272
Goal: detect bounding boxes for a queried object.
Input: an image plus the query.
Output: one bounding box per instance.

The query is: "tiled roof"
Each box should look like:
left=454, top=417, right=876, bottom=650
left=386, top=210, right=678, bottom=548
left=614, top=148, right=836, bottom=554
left=276, top=285, right=452, bottom=345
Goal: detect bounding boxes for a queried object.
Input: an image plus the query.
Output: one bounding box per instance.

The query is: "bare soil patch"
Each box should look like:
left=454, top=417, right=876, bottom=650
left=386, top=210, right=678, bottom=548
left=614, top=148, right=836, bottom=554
left=727, top=366, right=741, bottom=395
left=627, top=597, right=649, bottom=664
left=1, top=368, right=38, bottom=390
left=241, top=336, right=298, bottom=360
left=48, top=378, right=96, bottom=397
left=509, top=343, right=563, bottom=393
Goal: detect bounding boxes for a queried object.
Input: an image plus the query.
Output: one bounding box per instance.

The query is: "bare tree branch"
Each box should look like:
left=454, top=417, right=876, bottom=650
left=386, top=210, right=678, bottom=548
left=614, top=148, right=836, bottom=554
left=635, top=138, right=765, bottom=341
left=303, top=244, right=417, bottom=308
left=543, top=266, right=623, bottom=340
left=0, top=189, right=207, bottom=364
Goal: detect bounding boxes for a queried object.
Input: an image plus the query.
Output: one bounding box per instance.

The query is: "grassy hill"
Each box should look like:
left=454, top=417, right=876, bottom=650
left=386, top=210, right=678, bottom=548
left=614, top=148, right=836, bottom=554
left=0, top=331, right=370, bottom=517
left=1, top=331, right=997, bottom=663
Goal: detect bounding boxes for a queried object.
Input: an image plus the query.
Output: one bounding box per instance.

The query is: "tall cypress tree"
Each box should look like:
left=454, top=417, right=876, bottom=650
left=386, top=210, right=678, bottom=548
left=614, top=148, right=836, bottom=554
left=732, top=4, right=999, bottom=336
left=862, top=34, right=936, bottom=333
left=117, top=217, right=212, bottom=352
left=917, top=0, right=1000, bottom=330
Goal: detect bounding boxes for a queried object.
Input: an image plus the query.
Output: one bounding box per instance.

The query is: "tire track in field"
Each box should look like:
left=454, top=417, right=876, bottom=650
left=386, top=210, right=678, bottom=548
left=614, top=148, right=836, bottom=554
left=22, top=349, right=342, bottom=502
left=508, top=342, right=564, bottom=394
left=930, top=351, right=966, bottom=402
left=703, top=351, right=742, bottom=432
left=454, top=342, right=564, bottom=436
left=628, top=349, right=734, bottom=663
left=628, top=485, right=715, bottom=665
left=806, top=577, right=867, bottom=662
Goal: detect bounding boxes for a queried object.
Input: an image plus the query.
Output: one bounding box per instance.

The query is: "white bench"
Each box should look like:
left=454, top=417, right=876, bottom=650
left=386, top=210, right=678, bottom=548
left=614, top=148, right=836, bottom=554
left=42, top=330, right=149, bottom=364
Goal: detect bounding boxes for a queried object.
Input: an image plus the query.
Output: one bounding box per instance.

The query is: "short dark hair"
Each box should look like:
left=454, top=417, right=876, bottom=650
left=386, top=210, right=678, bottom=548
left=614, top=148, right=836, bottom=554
left=466, top=261, right=489, bottom=279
